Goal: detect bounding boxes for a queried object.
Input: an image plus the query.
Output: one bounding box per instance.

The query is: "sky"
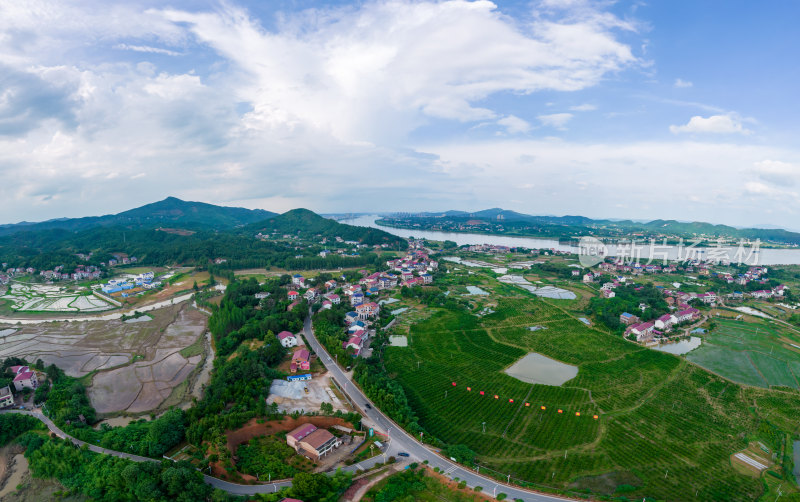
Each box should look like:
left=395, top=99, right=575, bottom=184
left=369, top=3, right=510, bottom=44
left=1, top=0, right=799, bottom=228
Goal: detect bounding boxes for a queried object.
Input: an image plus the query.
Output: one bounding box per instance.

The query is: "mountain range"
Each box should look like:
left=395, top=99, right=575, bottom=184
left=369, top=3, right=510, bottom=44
left=0, top=197, right=276, bottom=236
left=389, top=208, right=800, bottom=245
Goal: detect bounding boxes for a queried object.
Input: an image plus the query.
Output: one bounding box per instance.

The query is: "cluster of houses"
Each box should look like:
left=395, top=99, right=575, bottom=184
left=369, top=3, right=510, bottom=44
left=623, top=307, right=701, bottom=342
left=100, top=272, right=160, bottom=295
left=280, top=243, right=439, bottom=358
left=1, top=253, right=141, bottom=286
left=1, top=364, right=40, bottom=408
left=40, top=264, right=102, bottom=282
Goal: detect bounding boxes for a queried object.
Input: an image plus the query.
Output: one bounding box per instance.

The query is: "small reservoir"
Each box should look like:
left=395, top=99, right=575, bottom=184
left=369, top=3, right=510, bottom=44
left=505, top=352, right=578, bottom=386
left=653, top=336, right=702, bottom=355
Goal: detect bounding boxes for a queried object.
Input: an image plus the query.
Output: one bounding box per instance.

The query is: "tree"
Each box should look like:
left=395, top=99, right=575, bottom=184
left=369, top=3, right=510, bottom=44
left=445, top=444, right=476, bottom=466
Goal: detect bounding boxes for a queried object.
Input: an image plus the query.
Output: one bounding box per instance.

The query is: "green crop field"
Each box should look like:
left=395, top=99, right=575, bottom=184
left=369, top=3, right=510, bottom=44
left=384, top=291, right=800, bottom=501
left=687, top=317, right=800, bottom=389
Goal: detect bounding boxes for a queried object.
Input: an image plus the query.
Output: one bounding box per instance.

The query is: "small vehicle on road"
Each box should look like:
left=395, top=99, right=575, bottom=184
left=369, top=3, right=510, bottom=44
left=397, top=452, right=410, bottom=457
left=365, top=403, right=372, bottom=409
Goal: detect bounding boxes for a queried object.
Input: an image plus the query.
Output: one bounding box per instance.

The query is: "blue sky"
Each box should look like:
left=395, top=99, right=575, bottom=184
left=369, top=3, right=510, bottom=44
left=1, top=0, right=799, bottom=228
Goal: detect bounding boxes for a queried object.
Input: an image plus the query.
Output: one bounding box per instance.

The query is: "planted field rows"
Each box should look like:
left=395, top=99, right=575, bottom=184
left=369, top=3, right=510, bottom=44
left=383, top=294, right=799, bottom=500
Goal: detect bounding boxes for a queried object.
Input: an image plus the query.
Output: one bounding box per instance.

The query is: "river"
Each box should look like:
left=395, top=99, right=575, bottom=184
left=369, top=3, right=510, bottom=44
left=342, top=215, right=800, bottom=265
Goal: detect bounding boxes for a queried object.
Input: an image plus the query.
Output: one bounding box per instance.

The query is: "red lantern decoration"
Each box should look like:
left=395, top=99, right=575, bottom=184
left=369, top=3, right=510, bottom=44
left=452, top=382, right=457, bottom=386
left=480, top=391, right=484, bottom=395
left=558, top=409, right=563, bottom=414
left=575, top=412, right=581, bottom=417
left=541, top=406, right=546, bottom=410
left=494, top=395, right=499, bottom=399
left=509, top=399, right=514, bottom=403
left=593, top=415, right=599, bottom=420
left=467, top=387, right=471, bottom=391
left=525, top=403, right=530, bottom=407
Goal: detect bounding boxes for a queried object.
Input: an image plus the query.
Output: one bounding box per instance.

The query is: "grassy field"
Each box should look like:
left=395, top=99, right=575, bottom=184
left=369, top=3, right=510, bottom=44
left=687, top=317, right=800, bottom=389
left=384, top=283, right=800, bottom=501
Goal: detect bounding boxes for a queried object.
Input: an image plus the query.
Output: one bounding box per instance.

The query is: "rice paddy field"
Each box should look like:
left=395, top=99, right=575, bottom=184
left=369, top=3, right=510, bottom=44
left=0, top=303, right=209, bottom=414
left=687, top=317, right=800, bottom=389
left=384, top=282, right=800, bottom=501
left=0, top=282, right=114, bottom=312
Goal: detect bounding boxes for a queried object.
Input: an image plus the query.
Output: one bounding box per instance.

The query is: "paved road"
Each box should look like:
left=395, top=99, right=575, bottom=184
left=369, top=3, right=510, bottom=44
left=301, top=314, right=572, bottom=502
left=0, top=408, right=393, bottom=496
left=0, top=313, right=573, bottom=500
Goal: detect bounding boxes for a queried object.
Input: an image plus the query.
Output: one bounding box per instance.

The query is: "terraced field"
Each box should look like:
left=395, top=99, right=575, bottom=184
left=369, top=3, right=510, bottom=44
left=687, top=318, right=800, bottom=389
left=385, top=295, right=800, bottom=501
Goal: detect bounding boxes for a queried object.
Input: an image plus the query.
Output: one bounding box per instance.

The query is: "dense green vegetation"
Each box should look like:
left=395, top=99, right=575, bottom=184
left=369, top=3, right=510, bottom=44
left=247, top=208, right=404, bottom=247
left=0, top=205, right=401, bottom=272
left=587, top=283, right=670, bottom=333
left=0, top=414, right=44, bottom=446
left=0, top=196, right=276, bottom=237
left=25, top=437, right=216, bottom=501
left=95, top=409, right=186, bottom=457
left=235, top=434, right=311, bottom=479
left=383, top=292, right=800, bottom=501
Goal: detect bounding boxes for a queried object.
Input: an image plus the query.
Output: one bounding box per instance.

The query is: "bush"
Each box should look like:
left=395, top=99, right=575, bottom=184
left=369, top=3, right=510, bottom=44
left=497, top=493, right=507, bottom=500
left=458, top=481, right=467, bottom=489
left=474, top=486, right=483, bottom=492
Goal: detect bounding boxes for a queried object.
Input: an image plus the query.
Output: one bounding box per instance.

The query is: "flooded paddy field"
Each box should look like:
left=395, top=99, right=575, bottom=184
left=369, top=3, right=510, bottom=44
left=0, top=303, right=209, bottom=414
left=505, top=352, right=578, bottom=386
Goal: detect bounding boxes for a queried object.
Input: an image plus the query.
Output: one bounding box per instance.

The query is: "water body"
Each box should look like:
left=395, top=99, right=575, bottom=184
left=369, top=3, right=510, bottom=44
left=653, top=336, right=702, bottom=355
left=465, top=286, right=489, bottom=295
left=341, top=215, right=800, bottom=266
left=505, top=352, right=578, bottom=386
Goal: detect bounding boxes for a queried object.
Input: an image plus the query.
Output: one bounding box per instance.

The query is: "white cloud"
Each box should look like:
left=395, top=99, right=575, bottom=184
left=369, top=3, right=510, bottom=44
left=669, top=114, right=751, bottom=135
left=538, top=113, right=574, bottom=130
left=673, top=78, right=693, bottom=88
left=497, top=115, right=531, bottom=134
left=752, top=159, right=797, bottom=186
left=570, top=103, right=597, bottom=111
left=160, top=0, right=638, bottom=142
left=114, top=44, right=181, bottom=56
left=425, top=139, right=800, bottom=226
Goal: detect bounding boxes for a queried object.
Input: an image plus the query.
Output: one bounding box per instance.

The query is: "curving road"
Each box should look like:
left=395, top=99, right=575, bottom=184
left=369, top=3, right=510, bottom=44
left=0, top=407, right=391, bottom=496
left=1, top=312, right=573, bottom=500
left=301, top=314, right=573, bottom=501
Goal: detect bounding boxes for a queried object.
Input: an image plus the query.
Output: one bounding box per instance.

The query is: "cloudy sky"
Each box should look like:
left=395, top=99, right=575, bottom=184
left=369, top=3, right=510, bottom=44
left=1, top=0, right=799, bottom=228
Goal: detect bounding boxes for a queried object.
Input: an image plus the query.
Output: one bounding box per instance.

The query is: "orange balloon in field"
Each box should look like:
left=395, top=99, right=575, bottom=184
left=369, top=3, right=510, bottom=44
left=467, top=387, right=471, bottom=391
left=525, top=403, right=530, bottom=407
left=558, top=409, right=563, bottom=414
left=575, top=412, right=580, bottom=416
left=494, top=395, right=499, bottom=399
left=509, top=399, right=514, bottom=403
left=541, top=406, right=546, bottom=410
left=593, top=415, right=599, bottom=420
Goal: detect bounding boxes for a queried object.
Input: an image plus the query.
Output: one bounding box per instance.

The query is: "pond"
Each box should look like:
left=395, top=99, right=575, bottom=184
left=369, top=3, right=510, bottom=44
left=653, top=336, right=702, bottom=355
left=505, top=352, right=578, bottom=386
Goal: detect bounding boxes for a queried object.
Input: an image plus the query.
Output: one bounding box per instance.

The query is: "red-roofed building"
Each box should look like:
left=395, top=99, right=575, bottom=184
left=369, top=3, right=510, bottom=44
left=291, top=349, right=311, bottom=373
left=288, top=291, right=299, bottom=300
left=355, top=302, right=380, bottom=320
left=10, top=366, right=38, bottom=391
left=277, top=331, right=298, bottom=348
